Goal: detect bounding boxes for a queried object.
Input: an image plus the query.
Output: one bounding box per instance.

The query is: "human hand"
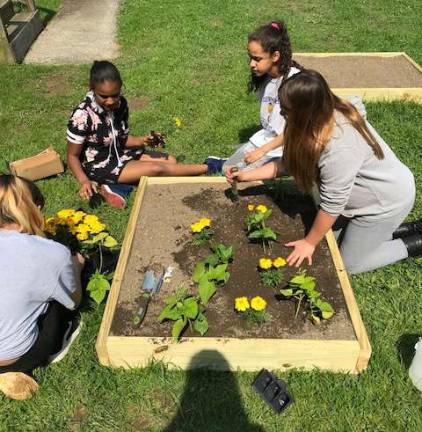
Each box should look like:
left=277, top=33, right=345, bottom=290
left=225, top=166, right=244, bottom=184
left=285, top=238, right=315, bottom=267
left=245, top=148, right=265, bottom=164
left=79, top=180, right=98, bottom=200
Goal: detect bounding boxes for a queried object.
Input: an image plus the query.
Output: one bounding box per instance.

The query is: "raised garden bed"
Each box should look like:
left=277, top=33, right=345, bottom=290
left=294, top=52, right=422, bottom=102
left=96, top=177, right=371, bottom=373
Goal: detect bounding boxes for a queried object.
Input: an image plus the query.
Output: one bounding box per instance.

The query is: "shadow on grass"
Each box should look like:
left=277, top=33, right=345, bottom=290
left=238, top=124, right=261, bottom=143
left=397, top=334, right=420, bottom=369
left=163, top=350, right=265, bottom=432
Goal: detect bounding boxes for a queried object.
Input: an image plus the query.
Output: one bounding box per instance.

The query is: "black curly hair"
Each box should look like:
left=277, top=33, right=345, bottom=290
left=247, top=20, right=302, bottom=93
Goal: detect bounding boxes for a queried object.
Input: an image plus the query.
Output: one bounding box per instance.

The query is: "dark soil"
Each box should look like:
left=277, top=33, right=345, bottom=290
left=110, top=181, right=355, bottom=341
left=294, top=54, right=422, bottom=88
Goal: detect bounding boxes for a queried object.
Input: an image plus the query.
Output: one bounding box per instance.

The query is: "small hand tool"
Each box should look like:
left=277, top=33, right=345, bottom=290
left=133, top=269, right=164, bottom=327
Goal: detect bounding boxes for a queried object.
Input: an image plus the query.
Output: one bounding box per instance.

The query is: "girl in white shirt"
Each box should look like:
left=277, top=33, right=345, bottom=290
left=224, top=20, right=301, bottom=177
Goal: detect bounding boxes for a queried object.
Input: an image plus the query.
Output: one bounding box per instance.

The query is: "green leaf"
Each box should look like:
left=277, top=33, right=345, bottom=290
left=158, top=304, right=180, bottom=321
left=172, top=318, right=187, bottom=340
left=193, top=312, right=209, bottom=336
left=87, top=274, right=110, bottom=293
left=315, top=300, right=334, bottom=319
left=92, top=232, right=108, bottom=242
left=280, top=288, right=293, bottom=297
left=262, top=208, right=273, bottom=220
left=192, top=261, right=206, bottom=283
left=104, top=236, right=118, bottom=248
left=183, top=297, right=199, bottom=319
left=90, top=288, right=107, bottom=304
left=248, top=229, right=264, bottom=239
left=261, top=227, right=277, bottom=240
left=290, top=273, right=307, bottom=285
left=204, top=253, right=219, bottom=267
left=198, top=277, right=216, bottom=305
left=206, top=264, right=228, bottom=282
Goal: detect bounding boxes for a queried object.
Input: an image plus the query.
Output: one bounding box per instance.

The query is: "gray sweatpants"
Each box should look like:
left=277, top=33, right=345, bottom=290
left=222, top=141, right=279, bottom=172
left=332, top=200, right=414, bottom=274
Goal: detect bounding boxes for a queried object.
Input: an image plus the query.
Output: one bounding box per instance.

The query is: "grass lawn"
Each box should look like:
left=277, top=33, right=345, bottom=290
left=1, top=0, right=421, bottom=430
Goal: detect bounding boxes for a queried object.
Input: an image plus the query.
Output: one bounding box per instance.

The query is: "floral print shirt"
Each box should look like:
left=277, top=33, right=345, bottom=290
left=67, top=91, right=142, bottom=183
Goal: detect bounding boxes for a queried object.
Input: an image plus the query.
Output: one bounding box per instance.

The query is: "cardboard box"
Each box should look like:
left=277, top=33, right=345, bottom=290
left=9, top=147, right=64, bottom=181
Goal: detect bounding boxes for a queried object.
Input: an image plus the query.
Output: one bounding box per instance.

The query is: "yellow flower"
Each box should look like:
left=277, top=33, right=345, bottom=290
left=191, top=222, right=203, bottom=233
left=174, top=117, right=182, bottom=128
left=199, top=217, right=211, bottom=228
left=191, top=217, right=211, bottom=233
left=69, top=211, right=86, bottom=225
left=76, top=223, right=90, bottom=234
left=251, top=296, right=267, bottom=311
left=44, top=217, right=57, bottom=235
left=89, top=222, right=106, bottom=234
left=255, top=204, right=268, bottom=213
left=76, top=232, right=89, bottom=241
left=84, top=214, right=100, bottom=226
left=273, top=257, right=287, bottom=268
left=235, top=297, right=250, bottom=312
left=248, top=204, right=255, bottom=211
left=259, top=258, right=272, bottom=270
left=57, top=209, right=75, bottom=219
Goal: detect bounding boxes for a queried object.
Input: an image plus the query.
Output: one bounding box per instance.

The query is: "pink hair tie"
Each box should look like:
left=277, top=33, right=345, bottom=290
left=271, top=22, right=280, bottom=30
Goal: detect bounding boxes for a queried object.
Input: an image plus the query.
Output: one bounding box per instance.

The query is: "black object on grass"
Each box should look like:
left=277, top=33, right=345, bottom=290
left=150, top=130, right=166, bottom=148
left=252, top=369, right=293, bottom=413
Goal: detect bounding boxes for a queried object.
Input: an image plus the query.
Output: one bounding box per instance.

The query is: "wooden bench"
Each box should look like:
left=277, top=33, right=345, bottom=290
left=0, top=0, right=43, bottom=63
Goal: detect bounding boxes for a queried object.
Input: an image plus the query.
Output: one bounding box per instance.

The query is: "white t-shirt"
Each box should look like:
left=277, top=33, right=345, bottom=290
left=249, top=67, right=300, bottom=158
left=0, top=230, right=78, bottom=361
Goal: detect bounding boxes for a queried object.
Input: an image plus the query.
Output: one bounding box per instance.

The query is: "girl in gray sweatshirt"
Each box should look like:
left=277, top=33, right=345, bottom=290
left=230, top=70, right=420, bottom=274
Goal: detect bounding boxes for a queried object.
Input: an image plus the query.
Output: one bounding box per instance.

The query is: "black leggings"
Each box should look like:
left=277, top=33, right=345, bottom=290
left=0, top=301, right=76, bottom=376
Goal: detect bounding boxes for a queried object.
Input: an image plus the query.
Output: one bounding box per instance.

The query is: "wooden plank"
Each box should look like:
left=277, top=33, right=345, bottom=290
left=106, top=336, right=361, bottom=373
left=401, top=52, right=422, bottom=74
left=95, top=176, right=148, bottom=365
left=149, top=176, right=228, bottom=185
left=325, top=230, right=371, bottom=373
left=332, top=87, right=422, bottom=102
left=295, top=52, right=404, bottom=58
left=0, top=0, right=14, bottom=24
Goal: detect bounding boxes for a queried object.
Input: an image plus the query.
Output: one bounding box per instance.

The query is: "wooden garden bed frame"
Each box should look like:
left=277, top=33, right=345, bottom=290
left=96, top=177, right=371, bottom=374
left=294, top=52, right=422, bottom=102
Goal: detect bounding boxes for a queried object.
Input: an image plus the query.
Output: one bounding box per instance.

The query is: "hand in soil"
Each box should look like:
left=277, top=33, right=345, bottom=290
left=285, top=238, right=315, bottom=267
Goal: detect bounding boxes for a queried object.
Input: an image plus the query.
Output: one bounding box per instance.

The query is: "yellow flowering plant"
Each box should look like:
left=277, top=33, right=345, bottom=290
left=234, top=295, right=271, bottom=326
left=45, top=209, right=119, bottom=304
left=191, top=217, right=214, bottom=246
left=258, top=257, right=286, bottom=288
left=245, top=204, right=277, bottom=253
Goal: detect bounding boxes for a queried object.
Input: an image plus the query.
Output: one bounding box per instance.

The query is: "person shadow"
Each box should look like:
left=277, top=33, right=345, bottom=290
left=163, top=350, right=266, bottom=432
left=238, top=124, right=261, bottom=143
left=396, top=334, right=420, bottom=369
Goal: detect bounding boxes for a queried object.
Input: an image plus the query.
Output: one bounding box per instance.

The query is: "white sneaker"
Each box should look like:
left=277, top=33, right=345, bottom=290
left=48, top=315, right=83, bottom=364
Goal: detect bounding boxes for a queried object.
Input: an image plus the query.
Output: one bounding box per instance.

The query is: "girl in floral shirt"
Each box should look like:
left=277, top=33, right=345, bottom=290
left=67, top=61, right=224, bottom=207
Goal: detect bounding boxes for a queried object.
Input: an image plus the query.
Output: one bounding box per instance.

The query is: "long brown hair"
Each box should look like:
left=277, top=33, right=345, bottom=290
left=0, top=174, right=45, bottom=236
left=279, top=70, right=384, bottom=193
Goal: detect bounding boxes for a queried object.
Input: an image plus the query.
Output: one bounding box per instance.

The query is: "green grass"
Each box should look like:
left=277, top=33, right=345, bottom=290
left=1, top=0, right=422, bottom=430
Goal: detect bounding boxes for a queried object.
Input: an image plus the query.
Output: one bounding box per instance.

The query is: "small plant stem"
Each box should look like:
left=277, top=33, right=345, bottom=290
left=99, top=244, right=103, bottom=273
left=294, top=294, right=303, bottom=319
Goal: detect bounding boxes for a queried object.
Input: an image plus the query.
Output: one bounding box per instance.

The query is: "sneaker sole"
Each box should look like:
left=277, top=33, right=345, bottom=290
left=100, top=185, right=126, bottom=209
left=49, top=320, right=83, bottom=364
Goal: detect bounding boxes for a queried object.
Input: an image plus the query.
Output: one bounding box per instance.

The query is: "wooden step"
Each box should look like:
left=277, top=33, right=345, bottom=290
left=8, top=10, right=42, bottom=62
left=0, top=0, right=14, bottom=24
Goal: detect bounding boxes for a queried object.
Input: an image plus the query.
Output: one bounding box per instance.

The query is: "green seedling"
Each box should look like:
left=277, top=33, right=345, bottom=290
left=158, top=287, right=208, bottom=340
left=280, top=270, right=334, bottom=324
left=260, top=268, right=285, bottom=288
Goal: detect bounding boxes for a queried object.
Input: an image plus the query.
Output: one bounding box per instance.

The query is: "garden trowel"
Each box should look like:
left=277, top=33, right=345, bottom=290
left=133, top=269, right=164, bottom=327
